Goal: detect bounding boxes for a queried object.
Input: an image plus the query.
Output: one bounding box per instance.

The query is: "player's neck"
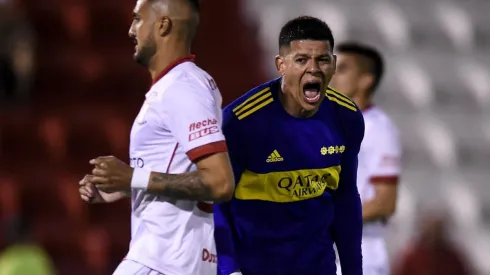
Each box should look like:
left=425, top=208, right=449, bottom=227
left=353, top=95, right=372, bottom=111
left=149, top=45, right=193, bottom=81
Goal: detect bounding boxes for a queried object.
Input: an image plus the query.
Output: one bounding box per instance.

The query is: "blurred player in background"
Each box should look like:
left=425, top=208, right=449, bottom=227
left=331, top=42, right=401, bottom=275
left=79, top=0, right=235, bottom=274
left=214, top=16, right=364, bottom=275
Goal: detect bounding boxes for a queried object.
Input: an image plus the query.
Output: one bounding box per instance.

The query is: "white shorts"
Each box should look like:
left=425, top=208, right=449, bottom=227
left=113, top=260, right=165, bottom=275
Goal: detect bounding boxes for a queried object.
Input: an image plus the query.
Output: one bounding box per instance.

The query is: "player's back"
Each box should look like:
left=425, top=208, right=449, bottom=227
left=222, top=78, right=361, bottom=274
left=127, top=60, right=223, bottom=275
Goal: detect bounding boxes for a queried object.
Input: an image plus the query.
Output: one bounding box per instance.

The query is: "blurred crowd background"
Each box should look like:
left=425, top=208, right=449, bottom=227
left=0, top=0, right=488, bottom=274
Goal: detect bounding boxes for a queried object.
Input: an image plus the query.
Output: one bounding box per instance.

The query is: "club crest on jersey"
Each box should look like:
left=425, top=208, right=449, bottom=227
left=320, top=145, right=345, bottom=155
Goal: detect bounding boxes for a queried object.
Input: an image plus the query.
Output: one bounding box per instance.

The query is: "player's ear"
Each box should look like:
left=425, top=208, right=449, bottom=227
left=157, top=16, right=172, bottom=37
left=328, top=54, right=337, bottom=77
left=275, top=55, right=285, bottom=76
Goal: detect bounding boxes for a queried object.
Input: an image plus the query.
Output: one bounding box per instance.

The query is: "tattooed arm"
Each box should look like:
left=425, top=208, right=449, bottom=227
left=146, top=152, right=235, bottom=202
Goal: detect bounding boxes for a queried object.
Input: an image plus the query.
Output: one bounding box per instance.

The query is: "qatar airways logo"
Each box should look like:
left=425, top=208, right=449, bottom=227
left=188, top=118, right=219, bottom=141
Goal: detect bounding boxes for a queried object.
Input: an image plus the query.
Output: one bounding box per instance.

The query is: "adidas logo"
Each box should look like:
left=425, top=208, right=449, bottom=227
left=266, top=150, right=283, bottom=162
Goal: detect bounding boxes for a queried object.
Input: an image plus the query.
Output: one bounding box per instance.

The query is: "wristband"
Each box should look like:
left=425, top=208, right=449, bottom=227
left=131, top=168, right=151, bottom=189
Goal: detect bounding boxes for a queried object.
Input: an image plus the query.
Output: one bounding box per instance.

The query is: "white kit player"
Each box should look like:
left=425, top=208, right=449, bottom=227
left=331, top=42, right=401, bottom=275
left=78, top=0, right=235, bottom=274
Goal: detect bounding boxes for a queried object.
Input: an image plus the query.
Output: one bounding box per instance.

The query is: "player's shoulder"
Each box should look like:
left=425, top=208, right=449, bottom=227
left=364, top=106, right=400, bottom=136
left=156, top=62, right=219, bottom=101
left=223, top=78, right=280, bottom=124
left=323, top=86, right=365, bottom=146
left=171, top=62, right=216, bottom=92
left=324, top=86, right=364, bottom=129
left=323, top=86, right=359, bottom=114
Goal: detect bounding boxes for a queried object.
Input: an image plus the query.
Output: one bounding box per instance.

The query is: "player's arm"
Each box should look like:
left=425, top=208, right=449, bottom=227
left=332, top=108, right=365, bottom=275
left=362, top=178, right=398, bottom=222
left=215, top=202, right=242, bottom=275
left=133, top=82, right=234, bottom=202
left=214, top=107, right=243, bottom=275
left=362, top=127, right=401, bottom=222
left=146, top=152, right=234, bottom=202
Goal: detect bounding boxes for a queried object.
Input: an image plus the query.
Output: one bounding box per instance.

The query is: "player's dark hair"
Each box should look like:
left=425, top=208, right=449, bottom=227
left=278, top=16, right=334, bottom=51
left=337, top=42, right=384, bottom=94
left=149, top=0, right=200, bottom=12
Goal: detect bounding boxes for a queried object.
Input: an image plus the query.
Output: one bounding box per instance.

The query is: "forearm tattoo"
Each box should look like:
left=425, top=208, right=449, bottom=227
left=148, top=171, right=214, bottom=201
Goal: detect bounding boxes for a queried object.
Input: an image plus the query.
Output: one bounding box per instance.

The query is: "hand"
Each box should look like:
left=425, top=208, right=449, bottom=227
left=86, top=156, right=133, bottom=193
left=79, top=175, right=110, bottom=203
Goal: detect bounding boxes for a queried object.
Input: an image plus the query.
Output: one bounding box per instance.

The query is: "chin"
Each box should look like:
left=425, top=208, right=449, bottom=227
left=300, top=101, right=320, bottom=111
left=134, top=53, right=149, bottom=67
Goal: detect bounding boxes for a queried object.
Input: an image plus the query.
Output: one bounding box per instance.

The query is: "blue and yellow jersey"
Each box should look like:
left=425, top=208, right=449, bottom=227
left=215, top=78, right=365, bottom=275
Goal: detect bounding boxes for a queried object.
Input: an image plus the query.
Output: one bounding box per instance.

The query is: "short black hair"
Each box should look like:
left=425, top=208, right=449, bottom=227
left=150, top=0, right=200, bottom=12
left=279, top=16, right=335, bottom=51
left=337, top=42, right=384, bottom=94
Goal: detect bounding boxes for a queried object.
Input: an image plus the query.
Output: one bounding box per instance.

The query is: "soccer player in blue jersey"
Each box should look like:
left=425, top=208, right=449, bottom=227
left=214, top=16, right=365, bottom=275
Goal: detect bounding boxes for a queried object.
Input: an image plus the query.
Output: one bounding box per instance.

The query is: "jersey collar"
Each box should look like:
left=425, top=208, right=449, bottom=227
left=151, top=54, right=196, bottom=86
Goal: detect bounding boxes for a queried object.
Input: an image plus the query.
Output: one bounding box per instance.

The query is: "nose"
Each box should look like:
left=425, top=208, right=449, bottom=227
left=306, top=59, right=321, bottom=75
left=128, top=22, right=135, bottom=38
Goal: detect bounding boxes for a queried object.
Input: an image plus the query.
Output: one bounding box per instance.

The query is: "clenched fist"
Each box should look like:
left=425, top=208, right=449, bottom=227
left=85, top=156, right=134, bottom=193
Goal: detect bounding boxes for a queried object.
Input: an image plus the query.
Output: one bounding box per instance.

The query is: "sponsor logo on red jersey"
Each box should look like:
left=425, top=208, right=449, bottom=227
left=188, top=118, right=219, bottom=141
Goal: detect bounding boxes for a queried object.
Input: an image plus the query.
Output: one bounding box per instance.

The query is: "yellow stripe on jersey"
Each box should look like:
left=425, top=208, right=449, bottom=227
left=233, top=87, right=274, bottom=120
left=326, top=95, right=357, bottom=112
left=327, top=87, right=355, bottom=105
left=233, top=87, right=271, bottom=113
left=236, top=98, right=274, bottom=120
left=326, top=89, right=356, bottom=107
left=235, top=166, right=341, bottom=203
left=326, top=88, right=357, bottom=112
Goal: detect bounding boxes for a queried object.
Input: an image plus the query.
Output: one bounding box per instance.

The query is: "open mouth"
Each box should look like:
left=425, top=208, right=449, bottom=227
left=303, top=82, right=322, bottom=103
